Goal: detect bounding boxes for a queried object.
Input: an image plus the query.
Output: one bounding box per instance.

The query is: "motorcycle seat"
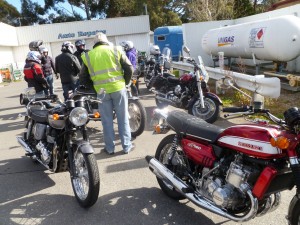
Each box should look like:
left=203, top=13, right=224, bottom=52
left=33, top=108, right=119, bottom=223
left=167, top=110, right=224, bottom=143
left=28, top=107, right=49, bottom=123
left=166, top=74, right=180, bottom=84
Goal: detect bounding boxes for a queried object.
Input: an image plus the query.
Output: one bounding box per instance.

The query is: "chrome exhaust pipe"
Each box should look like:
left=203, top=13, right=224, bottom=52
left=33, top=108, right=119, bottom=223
left=146, top=156, right=258, bottom=222
left=16, top=136, right=50, bottom=170
left=155, top=96, right=178, bottom=107
left=16, top=136, right=33, bottom=154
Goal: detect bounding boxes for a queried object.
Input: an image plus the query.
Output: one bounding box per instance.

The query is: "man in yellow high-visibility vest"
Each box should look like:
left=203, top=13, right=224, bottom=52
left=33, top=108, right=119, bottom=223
left=80, top=32, right=134, bottom=155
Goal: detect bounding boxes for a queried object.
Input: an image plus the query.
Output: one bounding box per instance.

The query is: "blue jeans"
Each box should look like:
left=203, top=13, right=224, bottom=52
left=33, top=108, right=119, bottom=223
left=98, top=88, right=132, bottom=153
left=44, top=75, right=54, bottom=95
left=62, top=80, right=79, bottom=101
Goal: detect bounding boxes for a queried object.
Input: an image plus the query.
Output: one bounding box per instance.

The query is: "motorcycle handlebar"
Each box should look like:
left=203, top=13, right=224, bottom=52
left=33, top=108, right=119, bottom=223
left=223, top=106, right=251, bottom=113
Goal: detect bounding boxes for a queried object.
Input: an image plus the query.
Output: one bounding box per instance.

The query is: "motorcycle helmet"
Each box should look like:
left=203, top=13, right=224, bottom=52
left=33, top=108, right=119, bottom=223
left=29, top=40, right=43, bottom=52
left=150, top=45, right=160, bottom=55
left=120, top=41, right=134, bottom=51
left=75, top=40, right=86, bottom=51
left=42, top=48, right=48, bottom=53
left=61, top=41, right=75, bottom=54
left=26, top=51, right=42, bottom=64
left=93, top=32, right=109, bottom=45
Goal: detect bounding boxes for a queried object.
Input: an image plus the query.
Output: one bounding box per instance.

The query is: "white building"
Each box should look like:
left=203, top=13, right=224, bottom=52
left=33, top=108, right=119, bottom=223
left=0, top=15, right=150, bottom=71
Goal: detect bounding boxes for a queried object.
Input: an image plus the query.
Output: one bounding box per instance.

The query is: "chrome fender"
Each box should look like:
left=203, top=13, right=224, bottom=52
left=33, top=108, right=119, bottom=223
left=74, top=141, right=94, bottom=154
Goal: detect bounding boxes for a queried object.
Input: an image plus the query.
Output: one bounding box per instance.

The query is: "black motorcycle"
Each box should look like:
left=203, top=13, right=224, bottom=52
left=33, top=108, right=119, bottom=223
left=151, top=47, right=222, bottom=124
left=17, top=87, right=101, bottom=208
left=72, top=83, right=147, bottom=138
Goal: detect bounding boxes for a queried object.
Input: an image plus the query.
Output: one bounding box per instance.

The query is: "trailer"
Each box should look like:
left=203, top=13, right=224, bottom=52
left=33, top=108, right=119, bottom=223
left=154, top=26, right=183, bottom=61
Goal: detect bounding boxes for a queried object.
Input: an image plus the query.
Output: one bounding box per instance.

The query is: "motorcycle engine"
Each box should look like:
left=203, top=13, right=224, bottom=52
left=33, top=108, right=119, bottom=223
left=174, top=85, right=182, bottom=96
left=32, top=123, right=53, bottom=164
left=200, top=162, right=251, bottom=208
left=32, top=123, right=47, bottom=140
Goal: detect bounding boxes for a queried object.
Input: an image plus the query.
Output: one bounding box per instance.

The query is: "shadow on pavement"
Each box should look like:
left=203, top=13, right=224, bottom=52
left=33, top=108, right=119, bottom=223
left=0, top=157, right=55, bottom=205
left=0, top=188, right=217, bottom=225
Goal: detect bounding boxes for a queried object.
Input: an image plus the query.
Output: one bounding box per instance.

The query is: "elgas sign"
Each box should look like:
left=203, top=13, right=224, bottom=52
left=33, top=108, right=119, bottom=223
left=58, top=29, right=107, bottom=39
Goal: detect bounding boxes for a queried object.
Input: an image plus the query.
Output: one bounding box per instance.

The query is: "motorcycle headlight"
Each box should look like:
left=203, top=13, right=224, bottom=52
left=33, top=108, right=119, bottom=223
left=69, top=107, right=88, bottom=126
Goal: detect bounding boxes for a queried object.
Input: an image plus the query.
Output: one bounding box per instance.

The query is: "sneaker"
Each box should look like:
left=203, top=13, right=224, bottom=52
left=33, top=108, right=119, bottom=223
left=103, top=148, right=114, bottom=155
left=123, top=143, right=135, bottom=154
left=107, top=151, right=115, bottom=155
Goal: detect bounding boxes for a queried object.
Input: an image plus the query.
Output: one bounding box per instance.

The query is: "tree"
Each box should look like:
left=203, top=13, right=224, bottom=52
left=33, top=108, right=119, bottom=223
left=0, top=0, right=20, bottom=26
left=44, top=0, right=85, bottom=21
left=186, top=0, right=235, bottom=22
left=233, top=0, right=255, bottom=19
left=20, top=0, right=49, bottom=25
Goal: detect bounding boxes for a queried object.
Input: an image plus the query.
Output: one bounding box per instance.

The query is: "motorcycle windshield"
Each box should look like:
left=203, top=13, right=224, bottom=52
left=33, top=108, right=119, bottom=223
left=160, top=47, right=172, bottom=69
left=162, top=47, right=172, bottom=60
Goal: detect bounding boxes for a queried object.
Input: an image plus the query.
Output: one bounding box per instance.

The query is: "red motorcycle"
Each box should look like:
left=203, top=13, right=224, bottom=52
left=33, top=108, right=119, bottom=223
left=146, top=107, right=300, bottom=224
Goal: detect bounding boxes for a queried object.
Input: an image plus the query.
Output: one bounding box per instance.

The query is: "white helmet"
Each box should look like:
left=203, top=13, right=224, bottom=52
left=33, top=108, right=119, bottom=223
left=150, top=45, right=160, bottom=55
left=42, top=48, right=48, bottom=53
left=26, top=51, right=41, bottom=64
left=61, top=41, right=75, bottom=54
left=120, top=41, right=134, bottom=51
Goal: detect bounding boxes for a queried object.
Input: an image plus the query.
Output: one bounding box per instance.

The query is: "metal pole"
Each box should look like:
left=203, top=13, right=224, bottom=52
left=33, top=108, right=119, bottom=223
left=143, top=3, right=148, bottom=15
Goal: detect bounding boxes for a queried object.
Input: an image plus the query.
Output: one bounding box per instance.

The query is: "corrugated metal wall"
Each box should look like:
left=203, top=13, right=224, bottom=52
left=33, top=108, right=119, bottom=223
left=0, top=46, right=15, bottom=67
left=0, top=23, right=18, bottom=46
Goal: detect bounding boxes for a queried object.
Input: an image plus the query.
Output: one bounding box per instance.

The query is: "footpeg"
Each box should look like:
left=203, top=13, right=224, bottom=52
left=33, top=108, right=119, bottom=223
left=181, top=186, right=194, bottom=193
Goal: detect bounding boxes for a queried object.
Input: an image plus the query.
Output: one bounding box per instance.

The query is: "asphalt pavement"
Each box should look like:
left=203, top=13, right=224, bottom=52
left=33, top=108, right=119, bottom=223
left=0, top=78, right=294, bottom=225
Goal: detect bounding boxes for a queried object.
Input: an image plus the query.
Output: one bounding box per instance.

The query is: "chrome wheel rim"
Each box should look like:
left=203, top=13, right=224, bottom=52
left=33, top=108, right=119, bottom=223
left=128, top=102, right=142, bottom=132
left=192, top=98, right=216, bottom=120
left=72, top=151, right=89, bottom=200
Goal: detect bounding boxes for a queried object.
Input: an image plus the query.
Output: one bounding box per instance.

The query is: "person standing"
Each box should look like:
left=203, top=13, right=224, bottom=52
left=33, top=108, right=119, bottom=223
left=41, top=48, right=57, bottom=95
left=23, top=51, right=49, bottom=95
left=120, top=41, right=137, bottom=70
left=74, top=40, right=89, bottom=65
left=55, top=41, right=81, bottom=101
left=120, top=40, right=139, bottom=96
left=79, top=32, right=134, bottom=155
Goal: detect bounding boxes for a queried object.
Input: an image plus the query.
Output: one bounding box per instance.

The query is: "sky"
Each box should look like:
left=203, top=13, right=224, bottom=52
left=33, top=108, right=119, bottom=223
left=6, top=0, right=84, bottom=17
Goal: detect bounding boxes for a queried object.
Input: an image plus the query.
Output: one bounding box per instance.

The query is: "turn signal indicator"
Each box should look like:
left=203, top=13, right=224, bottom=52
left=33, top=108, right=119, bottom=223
left=270, top=136, right=290, bottom=149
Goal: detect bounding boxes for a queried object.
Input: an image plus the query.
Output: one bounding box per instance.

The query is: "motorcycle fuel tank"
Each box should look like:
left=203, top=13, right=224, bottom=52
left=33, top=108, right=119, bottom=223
left=217, top=124, right=285, bottom=159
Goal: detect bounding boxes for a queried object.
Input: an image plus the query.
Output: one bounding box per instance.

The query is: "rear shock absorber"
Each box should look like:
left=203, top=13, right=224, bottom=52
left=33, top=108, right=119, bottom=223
left=167, top=134, right=179, bottom=165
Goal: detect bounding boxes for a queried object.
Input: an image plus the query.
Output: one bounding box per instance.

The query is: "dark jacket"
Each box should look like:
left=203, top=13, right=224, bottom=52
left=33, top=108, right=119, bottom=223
left=126, top=48, right=137, bottom=70
left=41, top=55, right=56, bottom=77
left=79, top=42, right=133, bottom=92
left=55, top=52, right=81, bottom=84
left=23, top=61, right=49, bottom=93
left=74, top=49, right=89, bottom=66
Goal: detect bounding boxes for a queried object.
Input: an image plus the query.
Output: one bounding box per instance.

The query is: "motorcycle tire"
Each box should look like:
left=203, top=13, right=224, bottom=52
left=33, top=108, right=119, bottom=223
left=188, top=96, right=220, bottom=124
left=154, top=134, right=186, bottom=200
left=71, top=151, right=100, bottom=208
left=128, top=99, right=146, bottom=137
left=288, top=195, right=300, bottom=225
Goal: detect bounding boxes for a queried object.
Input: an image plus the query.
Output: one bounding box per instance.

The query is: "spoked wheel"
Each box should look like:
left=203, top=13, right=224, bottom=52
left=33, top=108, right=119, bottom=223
left=188, top=96, right=220, bottom=123
left=71, top=151, right=100, bottom=208
left=154, top=134, right=186, bottom=200
left=128, top=99, right=146, bottom=137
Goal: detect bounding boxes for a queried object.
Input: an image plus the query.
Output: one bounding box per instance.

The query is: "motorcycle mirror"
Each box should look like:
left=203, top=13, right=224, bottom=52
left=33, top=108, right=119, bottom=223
left=183, top=45, right=190, bottom=54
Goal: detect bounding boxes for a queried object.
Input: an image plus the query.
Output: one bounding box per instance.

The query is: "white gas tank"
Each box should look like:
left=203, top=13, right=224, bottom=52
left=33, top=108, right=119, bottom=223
left=202, top=15, right=300, bottom=62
